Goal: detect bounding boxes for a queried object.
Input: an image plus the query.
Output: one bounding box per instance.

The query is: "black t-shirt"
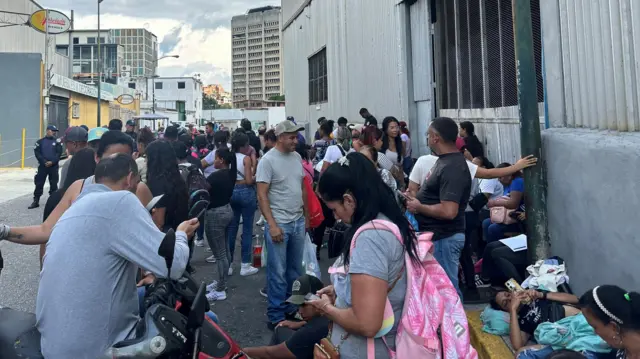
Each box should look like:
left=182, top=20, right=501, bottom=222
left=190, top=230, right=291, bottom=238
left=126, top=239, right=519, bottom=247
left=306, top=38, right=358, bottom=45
left=284, top=316, right=330, bottom=359
left=43, top=189, right=65, bottom=222
left=517, top=299, right=567, bottom=335
left=247, top=132, right=261, bottom=156
left=464, top=135, right=484, bottom=158
left=415, top=152, right=471, bottom=240
left=207, top=169, right=235, bottom=209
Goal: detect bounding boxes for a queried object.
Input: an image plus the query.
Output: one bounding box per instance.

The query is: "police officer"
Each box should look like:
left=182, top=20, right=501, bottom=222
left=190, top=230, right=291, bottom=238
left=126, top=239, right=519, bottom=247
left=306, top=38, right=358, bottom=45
left=29, top=125, right=63, bottom=209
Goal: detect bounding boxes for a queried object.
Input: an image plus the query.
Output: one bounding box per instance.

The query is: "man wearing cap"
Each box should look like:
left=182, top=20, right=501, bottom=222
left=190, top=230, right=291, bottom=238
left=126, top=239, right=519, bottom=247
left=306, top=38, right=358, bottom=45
left=124, top=120, right=137, bottom=141
left=257, top=120, right=310, bottom=328
left=243, top=275, right=329, bottom=359
left=58, top=126, right=89, bottom=188
left=287, top=116, right=306, bottom=146
left=88, top=127, right=108, bottom=151
left=29, top=125, right=64, bottom=209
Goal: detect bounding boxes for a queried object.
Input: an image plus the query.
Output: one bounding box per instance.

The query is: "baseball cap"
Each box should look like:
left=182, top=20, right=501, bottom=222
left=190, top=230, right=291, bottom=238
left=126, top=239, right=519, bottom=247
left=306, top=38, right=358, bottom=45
left=126, top=120, right=136, bottom=127
left=164, top=125, right=179, bottom=139
left=88, top=127, right=108, bottom=142
left=64, top=126, right=88, bottom=142
left=46, top=125, right=59, bottom=132
left=275, top=120, right=305, bottom=136
left=286, top=274, right=325, bottom=305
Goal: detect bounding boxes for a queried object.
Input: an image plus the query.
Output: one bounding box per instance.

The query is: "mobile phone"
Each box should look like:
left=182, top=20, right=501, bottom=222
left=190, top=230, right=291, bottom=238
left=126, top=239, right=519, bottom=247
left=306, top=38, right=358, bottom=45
left=396, top=190, right=409, bottom=205
left=146, top=195, right=164, bottom=212
left=505, top=278, right=531, bottom=304
left=305, top=293, right=321, bottom=301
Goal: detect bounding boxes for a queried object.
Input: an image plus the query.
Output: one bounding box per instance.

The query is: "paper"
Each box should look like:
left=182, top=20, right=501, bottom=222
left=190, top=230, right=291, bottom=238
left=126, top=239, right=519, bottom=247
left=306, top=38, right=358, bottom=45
left=145, top=194, right=164, bottom=212
left=499, top=234, right=528, bottom=252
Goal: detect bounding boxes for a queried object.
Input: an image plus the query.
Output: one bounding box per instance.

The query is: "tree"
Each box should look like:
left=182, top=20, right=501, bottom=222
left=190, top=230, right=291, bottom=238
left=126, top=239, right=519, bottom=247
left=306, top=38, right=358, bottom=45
left=203, top=93, right=218, bottom=110
left=268, top=94, right=285, bottom=101
left=220, top=103, right=233, bottom=109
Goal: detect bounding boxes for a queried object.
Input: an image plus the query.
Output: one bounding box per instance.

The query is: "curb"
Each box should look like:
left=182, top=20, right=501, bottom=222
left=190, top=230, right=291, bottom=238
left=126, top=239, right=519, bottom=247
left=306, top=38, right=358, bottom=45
left=467, top=310, right=513, bottom=359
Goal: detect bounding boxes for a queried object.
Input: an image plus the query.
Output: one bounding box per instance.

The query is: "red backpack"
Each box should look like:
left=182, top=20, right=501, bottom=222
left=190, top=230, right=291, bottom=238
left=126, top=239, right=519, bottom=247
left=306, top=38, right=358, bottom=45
left=304, top=175, right=324, bottom=228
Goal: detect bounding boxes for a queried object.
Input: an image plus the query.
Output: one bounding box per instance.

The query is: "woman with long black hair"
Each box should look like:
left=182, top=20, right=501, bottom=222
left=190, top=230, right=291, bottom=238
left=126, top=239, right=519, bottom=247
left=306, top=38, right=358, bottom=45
left=380, top=116, right=405, bottom=167
left=145, top=140, right=189, bottom=232
left=204, top=148, right=237, bottom=301
left=227, top=132, right=259, bottom=277
left=309, top=152, right=418, bottom=359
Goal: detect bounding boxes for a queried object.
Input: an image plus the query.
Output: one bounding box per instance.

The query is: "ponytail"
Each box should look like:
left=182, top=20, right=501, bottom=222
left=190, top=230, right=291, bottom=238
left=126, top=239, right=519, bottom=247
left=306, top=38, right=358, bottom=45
left=216, top=148, right=236, bottom=184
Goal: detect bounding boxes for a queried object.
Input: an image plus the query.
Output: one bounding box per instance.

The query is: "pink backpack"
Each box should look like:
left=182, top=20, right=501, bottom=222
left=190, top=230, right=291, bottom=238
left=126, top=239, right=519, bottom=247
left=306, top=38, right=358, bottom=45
left=348, top=220, right=478, bottom=359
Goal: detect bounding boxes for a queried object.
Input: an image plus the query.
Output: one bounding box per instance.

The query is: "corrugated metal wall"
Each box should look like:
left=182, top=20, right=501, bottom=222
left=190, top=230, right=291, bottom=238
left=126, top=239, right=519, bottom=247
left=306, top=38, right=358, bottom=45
left=557, top=0, right=640, bottom=131
left=282, top=0, right=411, bottom=133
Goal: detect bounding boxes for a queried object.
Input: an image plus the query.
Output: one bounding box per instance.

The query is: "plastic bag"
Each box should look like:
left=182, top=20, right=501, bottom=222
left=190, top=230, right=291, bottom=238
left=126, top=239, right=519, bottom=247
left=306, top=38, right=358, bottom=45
left=301, top=233, right=322, bottom=280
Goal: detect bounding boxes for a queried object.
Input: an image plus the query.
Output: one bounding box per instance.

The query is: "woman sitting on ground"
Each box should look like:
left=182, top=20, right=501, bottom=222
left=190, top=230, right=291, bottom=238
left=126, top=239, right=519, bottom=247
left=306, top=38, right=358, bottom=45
left=581, top=285, right=640, bottom=359
left=482, top=163, right=526, bottom=243
left=491, top=289, right=581, bottom=351
left=479, top=211, right=527, bottom=287
left=308, top=152, right=418, bottom=359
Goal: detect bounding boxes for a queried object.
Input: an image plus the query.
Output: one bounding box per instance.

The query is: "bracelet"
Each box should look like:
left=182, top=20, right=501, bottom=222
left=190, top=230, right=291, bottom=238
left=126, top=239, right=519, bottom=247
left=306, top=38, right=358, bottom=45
left=0, top=224, right=10, bottom=241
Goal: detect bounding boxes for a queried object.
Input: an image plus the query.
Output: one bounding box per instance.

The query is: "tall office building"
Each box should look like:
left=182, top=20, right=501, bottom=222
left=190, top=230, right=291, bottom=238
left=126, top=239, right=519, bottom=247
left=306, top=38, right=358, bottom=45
left=109, top=28, right=158, bottom=78
left=231, top=6, right=283, bottom=107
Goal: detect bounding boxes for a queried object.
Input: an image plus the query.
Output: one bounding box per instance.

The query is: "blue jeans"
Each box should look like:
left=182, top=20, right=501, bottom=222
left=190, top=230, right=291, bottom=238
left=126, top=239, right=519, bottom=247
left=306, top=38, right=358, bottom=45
left=482, top=218, right=522, bottom=243
left=433, top=233, right=465, bottom=298
left=137, top=286, right=218, bottom=323
left=228, top=185, right=257, bottom=264
left=265, top=217, right=306, bottom=324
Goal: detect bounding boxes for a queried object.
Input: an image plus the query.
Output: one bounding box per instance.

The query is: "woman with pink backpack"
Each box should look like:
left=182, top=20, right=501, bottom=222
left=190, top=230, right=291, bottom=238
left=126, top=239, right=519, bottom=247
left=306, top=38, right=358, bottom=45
left=309, top=152, right=478, bottom=359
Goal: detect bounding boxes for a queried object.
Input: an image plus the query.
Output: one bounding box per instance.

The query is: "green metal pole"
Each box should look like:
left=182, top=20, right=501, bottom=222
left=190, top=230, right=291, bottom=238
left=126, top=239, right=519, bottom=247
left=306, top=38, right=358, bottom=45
left=512, top=0, right=549, bottom=263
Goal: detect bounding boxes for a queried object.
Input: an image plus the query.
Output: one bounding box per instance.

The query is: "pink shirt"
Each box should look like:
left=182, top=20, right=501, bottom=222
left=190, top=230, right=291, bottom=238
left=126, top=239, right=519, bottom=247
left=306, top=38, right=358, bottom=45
left=302, top=160, right=314, bottom=181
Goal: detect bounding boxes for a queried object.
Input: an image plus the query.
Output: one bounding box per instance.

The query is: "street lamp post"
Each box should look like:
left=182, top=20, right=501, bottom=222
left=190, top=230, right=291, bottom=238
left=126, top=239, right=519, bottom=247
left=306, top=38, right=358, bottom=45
left=151, top=55, right=179, bottom=114
left=97, top=0, right=104, bottom=126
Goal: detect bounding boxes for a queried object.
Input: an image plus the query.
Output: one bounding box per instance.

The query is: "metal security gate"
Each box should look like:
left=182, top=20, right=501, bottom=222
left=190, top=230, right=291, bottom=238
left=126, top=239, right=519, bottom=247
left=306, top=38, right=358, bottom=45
left=48, top=96, right=69, bottom=132
left=434, top=0, right=543, bottom=110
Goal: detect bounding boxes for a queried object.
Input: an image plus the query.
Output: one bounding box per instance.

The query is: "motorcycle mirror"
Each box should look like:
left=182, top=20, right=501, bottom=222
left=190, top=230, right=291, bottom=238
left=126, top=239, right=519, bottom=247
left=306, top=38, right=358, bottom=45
left=187, top=282, right=209, bottom=330
left=158, top=229, right=176, bottom=277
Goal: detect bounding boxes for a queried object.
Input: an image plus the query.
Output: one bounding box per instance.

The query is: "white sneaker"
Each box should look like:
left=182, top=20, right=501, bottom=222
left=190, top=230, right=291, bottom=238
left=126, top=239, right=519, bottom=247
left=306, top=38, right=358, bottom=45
left=240, top=263, right=259, bottom=277
left=195, top=239, right=205, bottom=247
left=228, top=266, right=234, bottom=276
left=205, top=255, right=216, bottom=263
left=206, top=290, right=227, bottom=301
left=206, top=280, right=218, bottom=292
left=256, top=215, right=265, bottom=226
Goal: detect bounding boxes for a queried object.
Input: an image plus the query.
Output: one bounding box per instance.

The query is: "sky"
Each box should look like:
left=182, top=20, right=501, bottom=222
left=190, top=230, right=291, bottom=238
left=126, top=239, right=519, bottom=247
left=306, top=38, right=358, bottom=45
left=40, top=0, right=279, bottom=90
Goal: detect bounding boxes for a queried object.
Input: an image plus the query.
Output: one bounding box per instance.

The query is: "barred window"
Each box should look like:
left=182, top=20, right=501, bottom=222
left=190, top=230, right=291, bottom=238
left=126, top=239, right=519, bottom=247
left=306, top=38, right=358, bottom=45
left=308, top=48, right=328, bottom=104
left=437, top=0, right=542, bottom=110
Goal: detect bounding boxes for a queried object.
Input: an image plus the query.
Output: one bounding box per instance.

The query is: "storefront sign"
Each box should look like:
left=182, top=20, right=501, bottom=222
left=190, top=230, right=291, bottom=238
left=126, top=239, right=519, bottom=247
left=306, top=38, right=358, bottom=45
left=116, top=94, right=135, bottom=105
left=50, top=74, right=114, bottom=101
left=29, top=9, right=71, bottom=35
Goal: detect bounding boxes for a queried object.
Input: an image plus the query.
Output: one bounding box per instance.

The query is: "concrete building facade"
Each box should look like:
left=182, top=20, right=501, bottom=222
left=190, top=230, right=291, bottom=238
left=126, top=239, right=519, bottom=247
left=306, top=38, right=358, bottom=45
left=231, top=6, right=283, bottom=106
left=282, top=0, right=640, bottom=293
left=141, top=77, right=203, bottom=124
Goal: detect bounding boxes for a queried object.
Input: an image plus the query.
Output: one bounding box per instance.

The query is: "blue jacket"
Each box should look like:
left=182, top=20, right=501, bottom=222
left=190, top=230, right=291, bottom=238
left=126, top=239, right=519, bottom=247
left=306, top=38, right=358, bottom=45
left=34, top=136, right=63, bottom=166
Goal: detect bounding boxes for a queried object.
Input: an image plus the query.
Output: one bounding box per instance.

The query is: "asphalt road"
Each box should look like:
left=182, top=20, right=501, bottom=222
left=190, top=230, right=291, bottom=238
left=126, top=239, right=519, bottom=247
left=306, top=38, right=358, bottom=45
left=0, top=194, right=331, bottom=348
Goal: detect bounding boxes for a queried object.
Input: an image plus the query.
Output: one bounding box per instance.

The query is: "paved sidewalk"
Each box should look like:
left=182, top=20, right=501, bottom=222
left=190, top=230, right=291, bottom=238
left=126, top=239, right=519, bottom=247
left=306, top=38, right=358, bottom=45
left=0, top=168, right=40, bottom=204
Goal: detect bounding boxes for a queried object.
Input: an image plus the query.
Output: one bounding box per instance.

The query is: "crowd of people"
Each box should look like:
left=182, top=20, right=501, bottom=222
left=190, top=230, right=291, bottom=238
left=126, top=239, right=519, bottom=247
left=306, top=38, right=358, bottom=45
left=0, top=112, right=636, bottom=359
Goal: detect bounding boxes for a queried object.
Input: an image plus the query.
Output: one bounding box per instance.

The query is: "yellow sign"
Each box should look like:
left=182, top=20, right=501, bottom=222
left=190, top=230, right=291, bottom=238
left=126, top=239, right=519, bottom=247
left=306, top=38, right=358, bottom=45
left=29, top=9, right=71, bottom=35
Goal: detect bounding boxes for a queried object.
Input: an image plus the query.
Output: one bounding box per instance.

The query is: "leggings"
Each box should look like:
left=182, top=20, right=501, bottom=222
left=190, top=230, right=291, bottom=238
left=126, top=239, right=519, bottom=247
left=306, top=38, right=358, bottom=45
left=205, top=204, right=233, bottom=291
left=481, top=241, right=528, bottom=285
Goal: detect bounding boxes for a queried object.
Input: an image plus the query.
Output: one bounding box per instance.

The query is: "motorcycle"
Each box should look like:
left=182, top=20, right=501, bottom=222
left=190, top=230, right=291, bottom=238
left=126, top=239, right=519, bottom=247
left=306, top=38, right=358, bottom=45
left=0, top=230, right=251, bottom=359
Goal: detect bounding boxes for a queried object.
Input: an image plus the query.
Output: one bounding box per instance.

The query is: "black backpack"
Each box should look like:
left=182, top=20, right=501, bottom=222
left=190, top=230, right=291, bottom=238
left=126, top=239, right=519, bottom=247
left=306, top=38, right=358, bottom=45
left=179, top=164, right=210, bottom=212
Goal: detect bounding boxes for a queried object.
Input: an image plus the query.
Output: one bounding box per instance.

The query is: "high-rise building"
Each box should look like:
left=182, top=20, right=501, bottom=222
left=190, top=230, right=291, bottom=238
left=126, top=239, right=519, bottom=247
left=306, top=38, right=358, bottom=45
left=231, top=6, right=283, bottom=107
left=109, top=28, right=158, bottom=78
left=55, top=28, right=158, bottom=85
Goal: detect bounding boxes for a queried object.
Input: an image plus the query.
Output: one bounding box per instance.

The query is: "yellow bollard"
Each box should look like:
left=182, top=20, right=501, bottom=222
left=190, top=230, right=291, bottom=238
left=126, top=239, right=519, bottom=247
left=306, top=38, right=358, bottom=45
left=21, top=128, right=26, bottom=169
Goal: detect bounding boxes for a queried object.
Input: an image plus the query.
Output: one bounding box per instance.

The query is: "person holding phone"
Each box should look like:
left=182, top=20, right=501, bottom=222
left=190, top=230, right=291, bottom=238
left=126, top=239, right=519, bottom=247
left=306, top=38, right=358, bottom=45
left=243, top=275, right=329, bottom=359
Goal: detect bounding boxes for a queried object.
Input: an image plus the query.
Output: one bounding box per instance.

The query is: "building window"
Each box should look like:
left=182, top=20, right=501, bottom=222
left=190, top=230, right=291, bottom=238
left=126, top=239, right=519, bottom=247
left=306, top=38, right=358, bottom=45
left=99, top=37, right=106, bottom=44
left=155, top=82, right=163, bottom=90
left=128, top=83, right=136, bottom=89
left=72, top=102, right=80, bottom=119
left=308, top=48, right=327, bottom=104
left=55, top=46, right=68, bottom=56
left=87, top=37, right=96, bottom=44
left=73, top=37, right=79, bottom=44
left=178, top=82, right=186, bottom=89
left=437, top=0, right=542, bottom=109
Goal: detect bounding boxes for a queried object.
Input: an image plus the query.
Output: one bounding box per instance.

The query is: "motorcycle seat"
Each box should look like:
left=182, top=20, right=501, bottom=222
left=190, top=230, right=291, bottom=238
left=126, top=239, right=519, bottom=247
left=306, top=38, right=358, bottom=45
left=0, top=307, right=43, bottom=359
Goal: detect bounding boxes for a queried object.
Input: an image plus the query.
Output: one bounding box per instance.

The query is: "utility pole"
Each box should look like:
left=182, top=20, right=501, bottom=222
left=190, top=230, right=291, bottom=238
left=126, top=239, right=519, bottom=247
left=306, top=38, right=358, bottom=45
left=97, top=0, right=103, bottom=126
left=43, top=9, right=49, bottom=133
left=513, top=0, right=549, bottom=262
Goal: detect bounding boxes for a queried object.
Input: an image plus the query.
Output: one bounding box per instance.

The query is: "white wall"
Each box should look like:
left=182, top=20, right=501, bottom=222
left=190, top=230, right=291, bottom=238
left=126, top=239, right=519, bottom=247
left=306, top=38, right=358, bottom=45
left=282, top=0, right=412, bottom=137
left=147, top=77, right=202, bottom=123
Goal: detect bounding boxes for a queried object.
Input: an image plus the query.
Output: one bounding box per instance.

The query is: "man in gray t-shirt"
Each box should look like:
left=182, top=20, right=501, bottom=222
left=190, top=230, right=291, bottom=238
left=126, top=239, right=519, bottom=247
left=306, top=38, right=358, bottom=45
left=256, top=120, right=309, bottom=326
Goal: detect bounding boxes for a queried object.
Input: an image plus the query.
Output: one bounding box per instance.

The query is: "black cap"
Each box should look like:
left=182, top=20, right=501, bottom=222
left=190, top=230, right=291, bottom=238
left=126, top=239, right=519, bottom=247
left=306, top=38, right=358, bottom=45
left=126, top=120, right=136, bottom=127
left=286, top=275, right=325, bottom=305
left=64, top=126, right=88, bottom=142
left=164, top=125, right=179, bottom=139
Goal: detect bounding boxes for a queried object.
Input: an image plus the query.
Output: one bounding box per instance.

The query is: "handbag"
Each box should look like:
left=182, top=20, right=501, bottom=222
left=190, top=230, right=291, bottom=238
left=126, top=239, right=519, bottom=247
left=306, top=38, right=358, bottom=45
left=490, top=206, right=517, bottom=225
left=314, top=336, right=341, bottom=359
left=327, top=222, right=349, bottom=259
